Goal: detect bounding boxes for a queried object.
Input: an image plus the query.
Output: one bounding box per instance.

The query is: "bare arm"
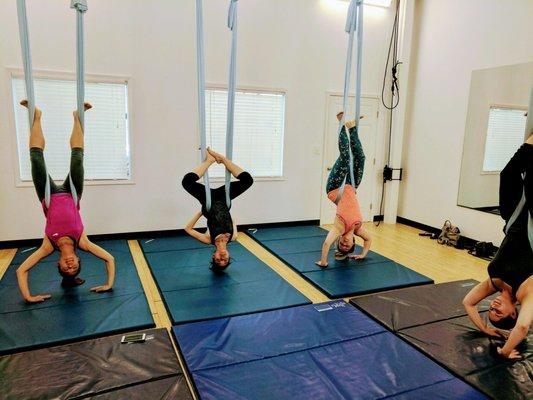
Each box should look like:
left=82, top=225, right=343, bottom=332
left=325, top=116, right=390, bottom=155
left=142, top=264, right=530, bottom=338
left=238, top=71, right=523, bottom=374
left=185, top=211, right=211, bottom=244
left=79, top=234, right=115, bottom=292
left=499, top=293, right=532, bottom=358
left=16, top=238, right=54, bottom=302
left=222, top=158, right=244, bottom=178
left=207, top=148, right=244, bottom=178
left=232, top=220, right=239, bottom=241
left=351, top=226, right=372, bottom=260
left=462, top=279, right=502, bottom=337
left=316, top=225, right=341, bottom=267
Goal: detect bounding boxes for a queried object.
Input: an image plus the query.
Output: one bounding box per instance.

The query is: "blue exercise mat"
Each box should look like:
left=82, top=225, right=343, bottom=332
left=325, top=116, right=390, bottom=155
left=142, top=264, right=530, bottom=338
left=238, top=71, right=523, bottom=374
left=248, top=225, right=433, bottom=297
left=0, top=240, right=154, bottom=355
left=140, top=236, right=310, bottom=324
left=173, top=301, right=486, bottom=400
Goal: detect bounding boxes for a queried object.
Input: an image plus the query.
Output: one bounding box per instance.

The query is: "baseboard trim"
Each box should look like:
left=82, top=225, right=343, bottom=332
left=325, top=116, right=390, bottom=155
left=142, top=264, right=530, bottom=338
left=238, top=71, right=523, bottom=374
left=0, top=229, right=190, bottom=250
left=239, top=219, right=320, bottom=231
left=0, top=220, right=321, bottom=250
left=1, top=217, right=489, bottom=250
left=396, top=216, right=480, bottom=249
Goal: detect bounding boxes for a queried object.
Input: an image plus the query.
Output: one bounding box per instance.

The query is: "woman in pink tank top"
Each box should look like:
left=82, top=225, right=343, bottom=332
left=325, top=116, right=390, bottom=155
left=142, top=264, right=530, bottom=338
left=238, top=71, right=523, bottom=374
left=316, top=112, right=372, bottom=268
left=16, top=102, right=115, bottom=304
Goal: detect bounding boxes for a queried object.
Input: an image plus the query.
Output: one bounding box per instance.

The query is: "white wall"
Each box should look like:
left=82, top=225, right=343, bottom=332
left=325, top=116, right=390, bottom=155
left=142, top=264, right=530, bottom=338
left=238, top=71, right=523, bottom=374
left=458, top=62, right=533, bottom=209
left=0, top=0, right=394, bottom=241
left=399, top=0, right=533, bottom=245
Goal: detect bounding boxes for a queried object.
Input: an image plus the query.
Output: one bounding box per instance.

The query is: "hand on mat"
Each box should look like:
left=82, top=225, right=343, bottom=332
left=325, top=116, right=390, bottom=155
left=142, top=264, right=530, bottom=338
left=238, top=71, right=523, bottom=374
left=315, top=261, right=328, bottom=268
left=348, top=254, right=366, bottom=261
left=90, top=285, right=113, bottom=293
left=26, top=294, right=51, bottom=303
left=497, top=347, right=521, bottom=360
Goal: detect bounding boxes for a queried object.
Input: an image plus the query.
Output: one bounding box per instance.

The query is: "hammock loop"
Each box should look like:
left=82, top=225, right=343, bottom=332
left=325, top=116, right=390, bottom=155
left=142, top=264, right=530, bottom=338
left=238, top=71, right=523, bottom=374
left=336, top=0, right=364, bottom=204
left=225, top=0, right=238, bottom=207
left=195, top=0, right=212, bottom=211
left=227, top=0, right=238, bottom=30
left=17, top=0, right=87, bottom=208
left=70, top=0, right=88, bottom=12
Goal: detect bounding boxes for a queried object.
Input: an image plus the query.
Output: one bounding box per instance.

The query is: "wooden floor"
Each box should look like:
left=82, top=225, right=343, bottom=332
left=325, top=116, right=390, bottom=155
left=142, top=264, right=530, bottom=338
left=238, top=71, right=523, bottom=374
left=0, top=222, right=489, bottom=399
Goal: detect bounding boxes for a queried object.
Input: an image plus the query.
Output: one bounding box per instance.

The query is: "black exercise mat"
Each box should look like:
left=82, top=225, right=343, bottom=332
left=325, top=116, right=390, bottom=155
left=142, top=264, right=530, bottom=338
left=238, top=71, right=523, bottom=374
left=349, top=280, right=532, bottom=399
left=0, top=328, right=192, bottom=400
left=400, top=315, right=533, bottom=375
left=350, top=279, right=493, bottom=331
left=399, top=312, right=533, bottom=399
left=92, top=376, right=191, bottom=400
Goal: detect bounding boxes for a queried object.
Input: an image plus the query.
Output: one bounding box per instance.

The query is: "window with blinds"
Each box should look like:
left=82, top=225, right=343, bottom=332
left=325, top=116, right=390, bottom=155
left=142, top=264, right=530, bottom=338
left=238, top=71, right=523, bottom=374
left=205, top=89, right=285, bottom=178
left=483, top=106, right=527, bottom=172
left=12, top=77, right=130, bottom=182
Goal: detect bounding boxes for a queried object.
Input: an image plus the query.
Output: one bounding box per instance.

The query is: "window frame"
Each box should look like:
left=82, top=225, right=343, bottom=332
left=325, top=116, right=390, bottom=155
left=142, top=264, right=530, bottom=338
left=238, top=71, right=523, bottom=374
left=8, top=68, right=135, bottom=188
left=481, top=103, right=528, bottom=175
left=202, top=84, right=288, bottom=182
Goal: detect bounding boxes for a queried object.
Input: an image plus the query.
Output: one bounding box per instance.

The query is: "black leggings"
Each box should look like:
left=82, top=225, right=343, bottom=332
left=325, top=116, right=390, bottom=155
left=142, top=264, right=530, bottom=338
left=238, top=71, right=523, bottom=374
left=30, top=147, right=84, bottom=202
left=182, top=171, right=253, bottom=208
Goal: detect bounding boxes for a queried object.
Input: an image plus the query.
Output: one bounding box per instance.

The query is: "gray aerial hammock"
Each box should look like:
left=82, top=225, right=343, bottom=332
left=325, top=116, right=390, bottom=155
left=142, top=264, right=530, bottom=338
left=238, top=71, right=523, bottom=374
left=504, top=97, right=533, bottom=251
left=16, top=0, right=87, bottom=209
left=504, top=174, right=533, bottom=251
left=195, top=0, right=239, bottom=211
left=336, top=0, right=364, bottom=204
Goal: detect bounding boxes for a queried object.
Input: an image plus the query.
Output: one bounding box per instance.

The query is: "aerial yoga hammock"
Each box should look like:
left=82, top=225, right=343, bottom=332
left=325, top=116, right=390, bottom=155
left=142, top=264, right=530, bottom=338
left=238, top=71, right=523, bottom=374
left=16, top=0, right=116, bottom=303
left=182, top=0, right=253, bottom=271
left=317, top=0, right=372, bottom=268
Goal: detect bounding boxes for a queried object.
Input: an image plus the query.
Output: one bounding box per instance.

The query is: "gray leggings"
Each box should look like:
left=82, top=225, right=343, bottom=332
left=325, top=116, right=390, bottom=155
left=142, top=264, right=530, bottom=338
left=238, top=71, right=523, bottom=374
left=30, top=147, right=84, bottom=202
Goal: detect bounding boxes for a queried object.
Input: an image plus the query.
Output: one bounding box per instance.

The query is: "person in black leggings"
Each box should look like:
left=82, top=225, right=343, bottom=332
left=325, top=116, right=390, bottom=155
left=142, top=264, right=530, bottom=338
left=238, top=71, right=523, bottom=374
left=182, top=148, right=253, bottom=271
left=463, top=133, right=532, bottom=359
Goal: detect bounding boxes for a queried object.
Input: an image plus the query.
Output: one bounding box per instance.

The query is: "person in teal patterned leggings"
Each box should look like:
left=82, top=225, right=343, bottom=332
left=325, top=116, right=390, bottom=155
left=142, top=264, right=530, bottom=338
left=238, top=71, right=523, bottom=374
left=316, top=112, right=372, bottom=268
left=326, top=111, right=365, bottom=193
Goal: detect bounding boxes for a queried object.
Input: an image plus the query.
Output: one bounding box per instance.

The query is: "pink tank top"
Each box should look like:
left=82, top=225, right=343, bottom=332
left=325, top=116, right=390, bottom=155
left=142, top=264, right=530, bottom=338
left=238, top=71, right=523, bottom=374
left=327, top=184, right=363, bottom=235
left=42, top=193, right=84, bottom=247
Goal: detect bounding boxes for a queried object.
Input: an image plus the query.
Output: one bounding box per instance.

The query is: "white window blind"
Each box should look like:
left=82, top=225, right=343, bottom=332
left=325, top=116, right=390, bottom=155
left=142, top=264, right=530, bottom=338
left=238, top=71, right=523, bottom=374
left=205, top=89, right=285, bottom=178
left=483, top=107, right=527, bottom=172
left=13, top=77, right=130, bottom=182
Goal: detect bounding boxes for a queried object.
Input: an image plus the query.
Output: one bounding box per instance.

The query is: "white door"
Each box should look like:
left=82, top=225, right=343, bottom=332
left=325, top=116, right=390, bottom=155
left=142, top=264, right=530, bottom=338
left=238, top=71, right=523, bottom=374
left=320, top=94, right=379, bottom=225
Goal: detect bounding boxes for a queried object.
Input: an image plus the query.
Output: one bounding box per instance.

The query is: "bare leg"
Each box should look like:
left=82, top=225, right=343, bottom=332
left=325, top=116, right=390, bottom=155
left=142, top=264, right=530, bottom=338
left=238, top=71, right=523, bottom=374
left=70, top=103, right=92, bottom=149
left=207, top=148, right=244, bottom=178
left=192, top=152, right=216, bottom=179
left=20, top=100, right=44, bottom=149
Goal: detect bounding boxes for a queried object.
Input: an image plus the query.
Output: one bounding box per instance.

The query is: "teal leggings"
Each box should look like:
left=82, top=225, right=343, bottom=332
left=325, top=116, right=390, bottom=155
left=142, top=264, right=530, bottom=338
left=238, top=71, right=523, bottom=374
left=326, top=125, right=365, bottom=193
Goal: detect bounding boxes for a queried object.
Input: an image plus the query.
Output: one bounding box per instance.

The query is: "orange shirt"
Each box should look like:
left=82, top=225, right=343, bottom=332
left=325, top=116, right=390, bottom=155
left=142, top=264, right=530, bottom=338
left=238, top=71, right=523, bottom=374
left=327, top=184, right=362, bottom=235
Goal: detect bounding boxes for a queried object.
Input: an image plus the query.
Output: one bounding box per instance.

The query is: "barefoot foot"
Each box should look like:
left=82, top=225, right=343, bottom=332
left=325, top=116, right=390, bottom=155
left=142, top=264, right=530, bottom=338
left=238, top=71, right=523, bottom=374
left=20, top=100, right=42, bottom=119
left=73, top=103, right=92, bottom=119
